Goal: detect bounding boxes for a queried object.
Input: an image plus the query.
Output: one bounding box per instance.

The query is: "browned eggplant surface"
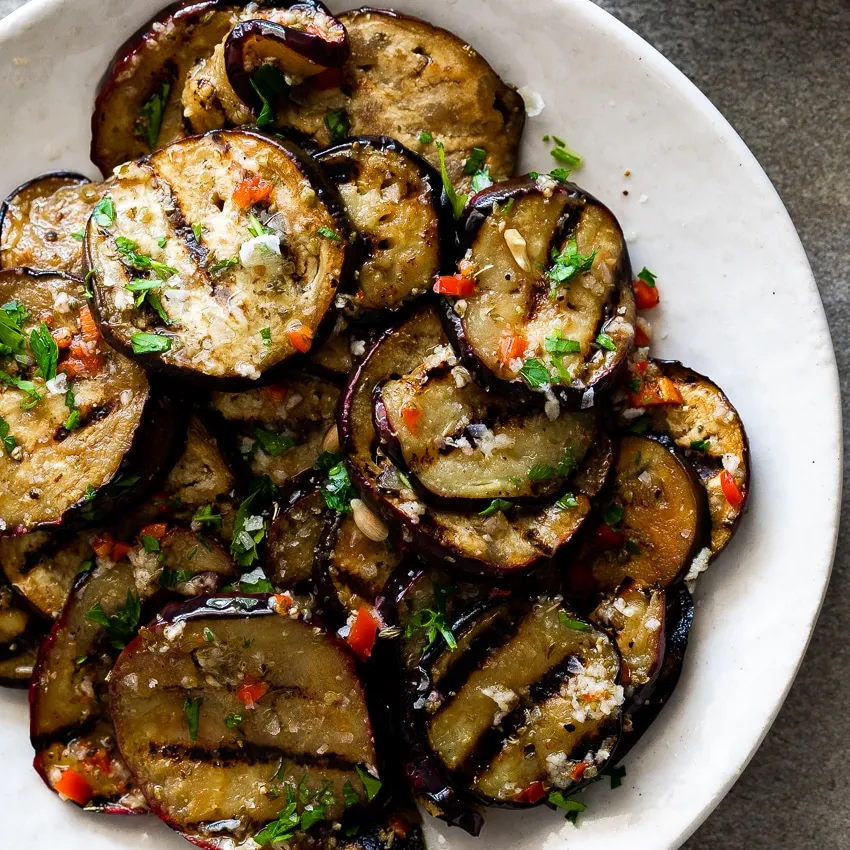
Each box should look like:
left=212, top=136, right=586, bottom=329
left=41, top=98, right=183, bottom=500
left=0, top=172, right=104, bottom=273
left=85, top=130, right=351, bottom=385
left=0, top=581, right=45, bottom=686
left=110, top=595, right=379, bottom=845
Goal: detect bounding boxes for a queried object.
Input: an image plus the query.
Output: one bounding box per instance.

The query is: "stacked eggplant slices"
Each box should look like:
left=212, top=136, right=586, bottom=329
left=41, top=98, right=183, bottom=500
left=0, top=2, right=750, bottom=847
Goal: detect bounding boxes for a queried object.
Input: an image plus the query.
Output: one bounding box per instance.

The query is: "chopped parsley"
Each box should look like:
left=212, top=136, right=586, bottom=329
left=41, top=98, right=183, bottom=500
left=138, top=81, right=171, bottom=152
left=606, top=764, right=627, bottom=789
left=637, top=267, right=657, bottom=287
left=130, top=332, right=171, bottom=354
left=204, top=628, right=216, bottom=642
left=479, top=499, right=512, bottom=517
left=630, top=415, right=650, bottom=434
left=0, top=299, right=28, bottom=356
left=251, top=65, right=289, bottom=130
left=247, top=212, right=270, bottom=238
left=230, top=476, right=278, bottom=568
left=71, top=231, right=85, bottom=242
left=462, top=147, right=488, bottom=175
left=126, top=279, right=171, bottom=325
left=355, top=765, right=382, bottom=802
left=156, top=236, right=168, bottom=249
left=316, top=225, right=342, bottom=242
left=184, top=696, right=202, bottom=742
left=193, top=504, right=222, bottom=530
left=558, top=611, right=592, bottom=632
left=550, top=167, right=572, bottom=183
left=690, top=439, right=710, bottom=451
left=343, top=780, right=360, bottom=808
left=85, top=589, right=141, bottom=650
left=209, top=256, right=240, bottom=274
left=115, top=236, right=177, bottom=279
left=547, top=237, right=597, bottom=294
left=555, top=492, right=579, bottom=509
left=255, top=779, right=337, bottom=845
left=470, top=167, right=493, bottom=193
left=603, top=503, right=624, bottom=527
left=253, top=427, right=298, bottom=457
left=0, top=370, right=43, bottom=409
left=260, top=327, right=272, bottom=346
left=160, top=566, right=193, bottom=588
left=545, top=331, right=581, bottom=355
left=315, top=450, right=342, bottom=472
left=192, top=223, right=204, bottom=243
left=255, top=786, right=300, bottom=845
left=29, top=322, right=58, bottom=381
left=548, top=135, right=582, bottom=168
left=141, top=534, right=161, bottom=553
left=225, top=712, right=244, bottom=729
left=497, top=197, right=516, bottom=216
left=435, top=140, right=468, bottom=220
left=595, top=333, right=616, bottom=351
left=519, top=357, right=551, bottom=388
left=322, top=461, right=356, bottom=513
left=324, top=108, right=350, bottom=144
left=92, top=197, right=115, bottom=227
left=83, top=270, right=96, bottom=298
left=548, top=791, right=587, bottom=822
left=419, top=131, right=434, bottom=144
left=405, top=584, right=457, bottom=654
left=528, top=463, right=557, bottom=482
left=0, top=415, right=17, bottom=455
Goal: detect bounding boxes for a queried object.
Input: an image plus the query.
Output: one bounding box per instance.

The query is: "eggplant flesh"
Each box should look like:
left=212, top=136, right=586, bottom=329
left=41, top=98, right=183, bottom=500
left=85, top=130, right=351, bottom=385
left=445, top=179, right=635, bottom=406
left=109, top=595, right=379, bottom=843
left=0, top=269, right=163, bottom=535
left=588, top=435, right=710, bottom=593
left=341, top=306, right=613, bottom=576
left=0, top=582, right=44, bottom=686
left=622, top=360, right=749, bottom=556
left=415, top=597, right=622, bottom=805
left=316, top=137, right=452, bottom=317
left=211, top=372, right=339, bottom=486
left=374, top=318, right=597, bottom=503
left=278, top=8, right=525, bottom=190
left=30, top=528, right=236, bottom=812
left=0, top=172, right=102, bottom=273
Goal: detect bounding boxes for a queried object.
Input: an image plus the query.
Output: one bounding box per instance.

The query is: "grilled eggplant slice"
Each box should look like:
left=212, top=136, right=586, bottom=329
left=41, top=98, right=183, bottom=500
left=620, top=359, right=749, bottom=556
left=279, top=8, right=525, bottom=190
left=584, top=435, right=709, bottom=593
left=408, top=596, right=622, bottom=807
left=442, top=178, right=635, bottom=407
left=0, top=581, right=45, bottom=687
left=30, top=526, right=235, bottom=813
left=0, top=269, right=180, bottom=535
left=210, top=372, right=340, bottom=485
left=109, top=594, right=380, bottom=845
left=85, top=129, right=351, bottom=385
left=372, top=312, right=597, bottom=505
left=0, top=172, right=103, bottom=273
left=315, top=137, right=454, bottom=319
left=341, top=306, right=613, bottom=576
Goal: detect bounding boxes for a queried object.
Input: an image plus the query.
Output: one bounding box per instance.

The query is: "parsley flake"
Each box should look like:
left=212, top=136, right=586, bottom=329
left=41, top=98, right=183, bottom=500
left=519, top=357, right=551, bottom=388
left=435, top=141, right=468, bottom=220
left=138, top=82, right=171, bottom=152
left=316, top=225, right=342, bottom=242
left=479, top=499, right=512, bottom=517
left=558, top=611, right=592, bottom=632
left=131, top=332, right=171, bottom=354
left=637, top=267, right=657, bottom=287
left=84, top=589, right=141, bottom=650
left=324, top=108, right=350, bottom=144
left=184, top=696, right=202, bottom=742
left=92, top=197, right=115, bottom=227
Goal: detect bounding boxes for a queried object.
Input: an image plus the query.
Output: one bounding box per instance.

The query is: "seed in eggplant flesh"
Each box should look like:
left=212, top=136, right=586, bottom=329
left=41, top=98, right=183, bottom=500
left=109, top=596, right=379, bottom=845
left=315, top=137, right=455, bottom=318
left=584, top=435, right=710, bottom=593
left=30, top=529, right=236, bottom=811
left=618, top=359, right=749, bottom=557
left=442, top=177, right=635, bottom=407
left=0, top=269, right=178, bottom=534
left=410, top=597, right=622, bottom=806
left=0, top=172, right=103, bottom=273
left=277, top=9, right=526, bottom=192
left=85, top=130, right=352, bottom=386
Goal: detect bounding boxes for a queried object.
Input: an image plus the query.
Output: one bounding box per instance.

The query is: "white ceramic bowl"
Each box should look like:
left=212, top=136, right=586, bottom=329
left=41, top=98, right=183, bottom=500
left=0, top=1, right=841, bottom=848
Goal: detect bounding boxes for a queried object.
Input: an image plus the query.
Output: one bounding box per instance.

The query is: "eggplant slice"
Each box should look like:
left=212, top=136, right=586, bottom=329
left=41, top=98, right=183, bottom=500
left=442, top=178, right=635, bottom=407
left=315, top=137, right=454, bottom=318
left=341, top=306, right=612, bottom=576
left=30, top=527, right=235, bottom=812
left=0, top=172, right=103, bottom=273
left=279, top=8, right=526, bottom=189
left=0, top=269, right=179, bottom=535
left=0, top=581, right=45, bottom=687
left=584, top=435, right=710, bottom=593
left=210, top=372, right=340, bottom=486
left=619, top=359, right=749, bottom=556
left=109, top=595, right=380, bottom=845
left=373, top=315, right=597, bottom=505
left=85, top=129, right=351, bottom=385
left=407, top=596, right=622, bottom=807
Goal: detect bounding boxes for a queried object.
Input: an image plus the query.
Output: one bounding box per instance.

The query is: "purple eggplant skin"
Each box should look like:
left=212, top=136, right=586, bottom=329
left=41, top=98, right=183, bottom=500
left=224, top=2, right=350, bottom=110
left=440, top=177, right=635, bottom=410
left=613, top=582, right=694, bottom=763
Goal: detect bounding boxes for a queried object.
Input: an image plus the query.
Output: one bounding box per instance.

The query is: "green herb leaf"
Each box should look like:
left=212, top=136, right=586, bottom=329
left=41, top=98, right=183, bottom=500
left=131, top=332, right=171, bottom=354
left=558, top=611, right=592, bottom=632
left=545, top=331, right=581, bottom=355
left=630, top=415, right=650, bottom=435
left=0, top=370, right=43, bottom=409
left=470, top=167, right=493, bottom=193
left=690, top=439, right=710, bottom=451
left=637, top=267, right=657, bottom=287
left=0, top=301, right=28, bottom=355
left=548, top=791, right=587, bottom=819
left=147, top=293, right=172, bottom=326
left=203, top=628, right=216, bottom=643
left=606, top=764, right=627, bottom=789
left=71, top=231, right=85, bottom=241
left=255, top=785, right=300, bottom=845
left=92, top=197, right=116, bottom=227
left=550, top=168, right=572, bottom=183
left=405, top=584, right=458, bottom=654
left=0, top=415, right=17, bottom=455
left=84, top=589, right=141, bottom=650
left=138, top=81, right=171, bottom=152
left=247, top=212, right=270, bottom=239
left=419, top=131, right=433, bottom=144
left=156, top=236, right=168, bottom=249
left=29, top=322, right=58, bottom=381
left=479, top=499, right=512, bottom=517
left=115, top=236, right=177, bottom=279
left=192, top=504, right=222, bottom=530
left=236, top=574, right=275, bottom=594
left=314, top=451, right=342, bottom=472
left=159, top=566, right=193, bottom=588
left=555, top=492, right=578, bottom=509
left=595, top=333, right=616, bottom=351
left=251, top=65, right=290, bottom=130
left=224, top=712, right=244, bottom=729
left=192, top=222, right=204, bottom=242
left=230, top=476, right=278, bottom=568
left=141, top=534, right=160, bottom=553
left=83, top=270, right=96, bottom=297
left=209, top=256, right=240, bottom=276
left=300, top=805, right=327, bottom=832
left=435, top=141, right=468, bottom=220
left=322, top=462, right=356, bottom=513
left=184, top=696, right=202, bottom=742
left=260, top=327, right=272, bottom=346
left=316, top=225, right=342, bottom=242
left=498, top=197, right=516, bottom=216
left=550, top=142, right=582, bottom=167
left=519, top=357, right=551, bottom=388
left=324, top=108, right=351, bottom=144
left=462, top=147, right=488, bottom=175
left=528, top=463, right=557, bottom=482
left=254, top=427, right=298, bottom=457
left=603, top=503, right=624, bottom=527
left=547, top=237, right=597, bottom=292
left=355, top=765, right=382, bottom=802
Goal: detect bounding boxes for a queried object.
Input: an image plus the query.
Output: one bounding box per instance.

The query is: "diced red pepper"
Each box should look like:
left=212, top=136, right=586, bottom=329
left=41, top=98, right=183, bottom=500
left=78, top=305, right=100, bottom=343
left=261, top=383, right=289, bottom=403
left=514, top=781, right=546, bottom=805
left=347, top=607, right=379, bottom=662
left=91, top=533, right=115, bottom=559
left=288, top=322, right=314, bottom=353
left=433, top=275, right=476, bottom=297
left=139, top=522, right=168, bottom=540
left=634, top=324, right=651, bottom=347
left=570, top=761, right=588, bottom=781
left=497, top=335, right=527, bottom=366
left=273, top=593, right=292, bottom=613
left=720, top=470, right=744, bottom=508
left=620, top=661, right=632, bottom=687
left=401, top=404, right=421, bottom=432
left=237, top=681, right=270, bottom=710
left=311, top=67, right=343, bottom=90
left=232, top=175, right=274, bottom=209
left=111, top=542, right=132, bottom=562
left=629, top=376, right=683, bottom=408
left=593, top=524, right=624, bottom=551
left=54, top=768, right=93, bottom=805
left=634, top=360, right=649, bottom=376
left=88, top=748, right=113, bottom=775
left=633, top=278, right=660, bottom=309
left=51, top=327, right=72, bottom=349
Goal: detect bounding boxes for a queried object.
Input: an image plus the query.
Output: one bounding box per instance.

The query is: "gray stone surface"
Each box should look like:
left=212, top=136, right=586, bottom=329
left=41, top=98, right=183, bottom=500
left=0, top=0, right=846, bottom=846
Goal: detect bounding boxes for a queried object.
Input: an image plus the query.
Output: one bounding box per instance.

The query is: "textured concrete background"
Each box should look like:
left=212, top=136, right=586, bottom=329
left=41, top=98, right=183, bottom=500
left=0, top=0, right=846, bottom=846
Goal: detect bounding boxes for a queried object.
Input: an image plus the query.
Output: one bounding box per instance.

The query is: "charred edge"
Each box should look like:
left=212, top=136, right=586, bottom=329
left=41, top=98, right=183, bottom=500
left=31, top=713, right=101, bottom=751
left=148, top=741, right=358, bottom=773
left=53, top=400, right=117, bottom=443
